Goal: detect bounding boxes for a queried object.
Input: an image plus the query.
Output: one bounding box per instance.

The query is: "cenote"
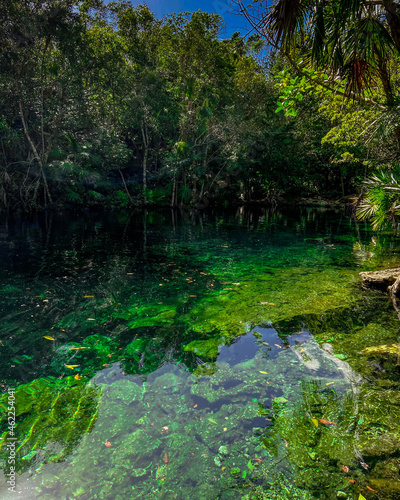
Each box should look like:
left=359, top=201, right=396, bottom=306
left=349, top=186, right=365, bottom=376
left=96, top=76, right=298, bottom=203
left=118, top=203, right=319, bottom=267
left=1, top=207, right=400, bottom=500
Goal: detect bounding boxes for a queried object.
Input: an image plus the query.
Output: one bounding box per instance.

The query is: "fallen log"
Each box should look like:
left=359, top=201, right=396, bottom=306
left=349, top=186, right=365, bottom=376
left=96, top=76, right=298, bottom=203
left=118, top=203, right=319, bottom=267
left=359, top=268, right=400, bottom=291
left=360, top=268, right=400, bottom=321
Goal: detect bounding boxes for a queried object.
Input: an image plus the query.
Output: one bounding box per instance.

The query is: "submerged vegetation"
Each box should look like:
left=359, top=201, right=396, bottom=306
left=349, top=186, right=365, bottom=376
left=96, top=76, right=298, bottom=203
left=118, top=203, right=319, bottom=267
left=1, top=208, right=400, bottom=499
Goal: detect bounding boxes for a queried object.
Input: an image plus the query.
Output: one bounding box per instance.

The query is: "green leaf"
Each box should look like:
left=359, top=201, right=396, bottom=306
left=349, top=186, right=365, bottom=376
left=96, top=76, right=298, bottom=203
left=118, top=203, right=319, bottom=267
left=359, top=495, right=367, bottom=500
left=247, top=459, right=254, bottom=471
left=241, top=470, right=247, bottom=479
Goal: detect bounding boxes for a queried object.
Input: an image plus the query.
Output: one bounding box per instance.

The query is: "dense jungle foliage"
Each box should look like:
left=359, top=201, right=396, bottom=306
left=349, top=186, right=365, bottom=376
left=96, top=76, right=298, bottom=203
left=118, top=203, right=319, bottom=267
left=1, top=0, right=400, bottom=219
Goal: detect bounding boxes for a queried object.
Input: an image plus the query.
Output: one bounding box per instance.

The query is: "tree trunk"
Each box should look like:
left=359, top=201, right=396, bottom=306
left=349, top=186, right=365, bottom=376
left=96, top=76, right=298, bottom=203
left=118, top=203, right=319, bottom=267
left=141, top=120, right=149, bottom=205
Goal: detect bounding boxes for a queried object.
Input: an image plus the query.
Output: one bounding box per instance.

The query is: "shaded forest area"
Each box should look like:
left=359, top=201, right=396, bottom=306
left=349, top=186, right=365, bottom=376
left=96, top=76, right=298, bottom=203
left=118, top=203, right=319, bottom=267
left=0, top=0, right=398, bottom=212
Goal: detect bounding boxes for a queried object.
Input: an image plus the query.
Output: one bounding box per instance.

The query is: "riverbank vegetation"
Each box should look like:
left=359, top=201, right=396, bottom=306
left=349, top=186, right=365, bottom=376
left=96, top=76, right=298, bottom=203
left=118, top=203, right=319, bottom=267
left=3, top=0, right=398, bottom=214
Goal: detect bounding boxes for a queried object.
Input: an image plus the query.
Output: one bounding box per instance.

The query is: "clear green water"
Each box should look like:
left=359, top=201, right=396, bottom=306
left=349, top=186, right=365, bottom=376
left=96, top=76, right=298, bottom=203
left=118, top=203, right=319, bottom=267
left=1, top=208, right=400, bottom=500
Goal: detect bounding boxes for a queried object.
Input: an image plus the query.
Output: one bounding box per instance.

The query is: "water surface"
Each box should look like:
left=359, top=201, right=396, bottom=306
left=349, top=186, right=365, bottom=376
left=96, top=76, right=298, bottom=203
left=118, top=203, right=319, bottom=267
left=1, top=208, right=400, bottom=500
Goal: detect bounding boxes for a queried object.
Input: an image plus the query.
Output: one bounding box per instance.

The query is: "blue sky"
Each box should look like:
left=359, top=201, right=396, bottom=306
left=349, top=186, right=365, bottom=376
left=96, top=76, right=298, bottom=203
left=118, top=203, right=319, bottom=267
left=116, top=0, right=252, bottom=37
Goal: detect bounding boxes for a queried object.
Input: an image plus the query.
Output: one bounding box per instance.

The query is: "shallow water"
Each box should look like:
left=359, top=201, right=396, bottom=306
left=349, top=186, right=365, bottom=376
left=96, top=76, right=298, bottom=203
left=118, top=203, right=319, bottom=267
left=1, top=207, right=400, bottom=500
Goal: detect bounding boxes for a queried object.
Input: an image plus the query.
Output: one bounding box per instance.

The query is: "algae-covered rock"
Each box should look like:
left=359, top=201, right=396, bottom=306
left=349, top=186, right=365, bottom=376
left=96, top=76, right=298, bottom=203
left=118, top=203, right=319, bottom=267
left=104, top=379, right=143, bottom=405
left=184, top=338, right=220, bottom=359
left=360, top=344, right=400, bottom=357
left=368, top=478, right=400, bottom=499
left=111, top=429, right=161, bottom=465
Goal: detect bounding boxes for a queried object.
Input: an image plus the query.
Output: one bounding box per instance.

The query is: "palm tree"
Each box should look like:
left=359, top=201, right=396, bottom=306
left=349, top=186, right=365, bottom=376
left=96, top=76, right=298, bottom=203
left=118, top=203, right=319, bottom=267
left=235, top=0, right=400, bottom=107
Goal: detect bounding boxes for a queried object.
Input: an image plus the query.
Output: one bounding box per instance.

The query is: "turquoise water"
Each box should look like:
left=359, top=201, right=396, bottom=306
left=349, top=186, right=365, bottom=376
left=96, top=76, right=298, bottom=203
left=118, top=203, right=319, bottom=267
left=0, top=208, right=400, bottom=499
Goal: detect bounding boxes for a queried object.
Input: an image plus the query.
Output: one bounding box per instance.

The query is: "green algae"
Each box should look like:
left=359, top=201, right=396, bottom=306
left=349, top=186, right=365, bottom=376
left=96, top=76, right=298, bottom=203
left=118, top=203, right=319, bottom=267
left=0, top=377, right=100, bottom=473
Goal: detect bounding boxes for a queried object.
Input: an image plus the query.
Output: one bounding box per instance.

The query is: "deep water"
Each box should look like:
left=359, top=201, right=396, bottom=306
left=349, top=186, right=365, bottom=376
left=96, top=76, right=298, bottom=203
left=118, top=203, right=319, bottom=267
left=1, top=207, right=400, bottom=500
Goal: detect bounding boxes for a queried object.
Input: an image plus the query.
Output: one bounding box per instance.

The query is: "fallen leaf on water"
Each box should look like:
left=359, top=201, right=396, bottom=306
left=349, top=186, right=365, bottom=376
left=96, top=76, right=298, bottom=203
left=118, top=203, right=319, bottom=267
left=163, top=452, right=170, bottom=464
left=326, top=381, right=335, bottom=386
left=311, top=418, right=319, bottom=428
left=223, top=427, right=227, bottom=431
left=274, top=344, right=282, bottom=348
left=300, top=349, right=304, bottom=353
left=43, top=336, right=55, bottom=341
left=74, top=374, right=80, bottom=380
left=105, top=441, right=111, bottom=447
left=348, top=478, right=356, bottom=483
left=269, top=303, right=276, bottom=305
left=193, top=404, right=198, bottom=408
left=87, top=318, right=96, bottom=321
left=84, top=295, right=94, bottom=298
left=259, top=371, right=267, bottom=374
left=319, top=419, right=337, bottom=426
left=199, top=417, right=203, bottom=422
left=359, top=495, right=367, bottom=500
left=69, top=347, right=89, bottom=350
left=221, top=467, right=226, bottom=471
left=252, top=458, right=262, bottom=463
left=366, top=486, right=376, bottom=492
left=65, top=365, right=79, bottom=369
left=342, top=465, right=349, bottom=473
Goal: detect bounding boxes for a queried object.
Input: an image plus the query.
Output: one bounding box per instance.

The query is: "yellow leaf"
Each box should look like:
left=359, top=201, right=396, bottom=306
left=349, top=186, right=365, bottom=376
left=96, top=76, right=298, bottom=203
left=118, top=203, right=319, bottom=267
left=312, top=418, right=319, bottom=428
left=326, top=381, right=335, bottom=386
left=65, top=365, right=79, bottom=369
left=69, top=347, right=89, bottom=350
left=84, top=295, right=94, bottom=298
left=359, top=495, right=367, bottom=500
left=43, top=336, right=55, bottom=341
left=259, top=371, right=268, bottom=374
left=74, top=374, right=80, bottom=380
left=87, top=318, right=96, bottom=321
left=300, top=349, right=304, bottom=353
left=223, top=427, right=227, bottom=431
left=221, top=466, right=226, bottom=471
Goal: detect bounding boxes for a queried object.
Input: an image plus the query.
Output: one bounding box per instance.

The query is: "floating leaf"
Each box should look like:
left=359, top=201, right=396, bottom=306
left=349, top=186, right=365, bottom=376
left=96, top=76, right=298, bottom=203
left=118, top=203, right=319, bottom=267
left=366, top=486, right=375, bottom=492
left=241, top=470, right=247, bottom=479
left=65, top=365, right=79, bottom=369
left=43, top=336, right=55, bottom=341
left=74, top=374, right=80, bottom=380
left=359, top=495, right=367, bottom=500
left=319, top=419, right=337, bottom=426
left=326, top=381, right=335, bottom=386
left=311, top=418, right=319, bottom=428
left=84, top=295, right=94, bottom=298
left=247, top=459, right=254, bottom=471
left=259, top=371, right=268, bottom=374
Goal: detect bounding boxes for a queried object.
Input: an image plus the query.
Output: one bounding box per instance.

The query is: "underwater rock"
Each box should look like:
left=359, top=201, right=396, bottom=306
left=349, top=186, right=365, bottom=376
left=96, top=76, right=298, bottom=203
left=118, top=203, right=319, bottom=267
left=104, top=379, right=143, bottom=405
left=111, top=429, right=161, bottom=465
left=368, top=478, right=400, bottom=498
left=336, top=492, right=348, bottom=499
